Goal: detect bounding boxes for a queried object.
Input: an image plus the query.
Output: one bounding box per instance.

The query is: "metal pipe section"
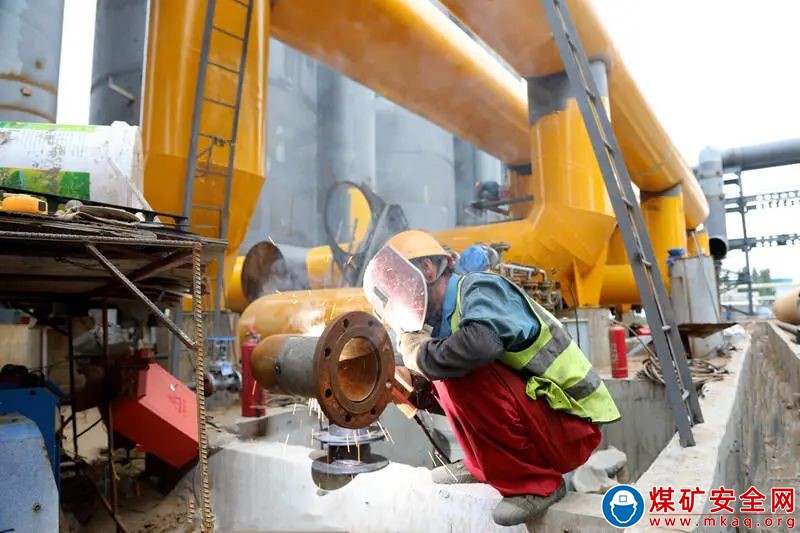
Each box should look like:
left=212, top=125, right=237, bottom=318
left=601, top=187, right=688, bottom=305
left=225, top=241, right=310, bottom=312
left=250, top=312, right=395, bottom=428
left=773, top=288, right=800, bottom=325
left=721, top=139, right=800, bottom=172
left=0, top=0, right=64, bottom=122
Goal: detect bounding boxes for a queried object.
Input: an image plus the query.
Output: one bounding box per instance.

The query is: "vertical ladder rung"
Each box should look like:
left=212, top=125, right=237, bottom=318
left=662, top=325, right=672, bottom=332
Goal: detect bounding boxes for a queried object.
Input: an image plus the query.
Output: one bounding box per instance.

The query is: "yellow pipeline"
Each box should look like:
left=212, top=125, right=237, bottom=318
left=435, top=0, right=708, bottom=229
left=600, top=186, right=687, bottom=305
left=226, top=256, right=247, bottom=313
left=271, top=0, right=707, bottom=228
left=300, top=98, right=616, bottom=305
left=439, top=90, right=616, bottom=306
left=141, top=0, right=269, bottom=302
left=271, top=0, right=529, bottom=166
left=687, top=229, right=710, bottom=257
left=237, top=288, right=371, bottom=342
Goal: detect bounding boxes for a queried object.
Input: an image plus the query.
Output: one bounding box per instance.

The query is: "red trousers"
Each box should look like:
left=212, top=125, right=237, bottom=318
left=432, top=362, right=602, bottom=497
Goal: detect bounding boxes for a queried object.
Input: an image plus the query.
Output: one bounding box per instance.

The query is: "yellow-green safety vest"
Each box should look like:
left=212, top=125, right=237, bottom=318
left=450, top=274, right=621, bottom=424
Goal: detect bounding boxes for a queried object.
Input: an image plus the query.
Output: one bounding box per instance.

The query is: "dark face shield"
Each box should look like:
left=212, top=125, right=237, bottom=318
left=362, top=244, right=428, bottom=333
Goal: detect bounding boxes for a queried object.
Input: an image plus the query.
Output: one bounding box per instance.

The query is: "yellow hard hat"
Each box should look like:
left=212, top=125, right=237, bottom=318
left=385, top=230, right=448, bottom=262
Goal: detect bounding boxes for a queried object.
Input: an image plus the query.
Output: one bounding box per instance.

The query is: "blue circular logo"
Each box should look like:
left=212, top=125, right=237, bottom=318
left=602, top=484, right=645, bottom=528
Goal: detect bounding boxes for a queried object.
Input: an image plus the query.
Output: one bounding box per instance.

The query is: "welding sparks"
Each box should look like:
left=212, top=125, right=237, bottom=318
left=377, top=421, right=395, bottom=444
left=292, top=402, right=298, bottom=415
left=283, top=433, right=290, bottom=455
left=268, top=235, right=276, bottom=247
left=428, top=451, right=457, bottom=482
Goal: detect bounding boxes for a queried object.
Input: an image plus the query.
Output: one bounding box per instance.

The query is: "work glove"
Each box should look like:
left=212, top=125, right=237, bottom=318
left=397, top=330, right=432, bottom=374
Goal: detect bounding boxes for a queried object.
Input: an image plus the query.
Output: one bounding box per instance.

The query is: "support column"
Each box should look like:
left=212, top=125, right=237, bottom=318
left=526, top=61, right=616, bottom=307
left=697, top=147, right=727, bottom=260
left=641, top=184, right=687, bottom=286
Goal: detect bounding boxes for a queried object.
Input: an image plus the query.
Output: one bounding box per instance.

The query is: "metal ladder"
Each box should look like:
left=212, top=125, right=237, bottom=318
left=540, top=0, right=703, bottom=446
left=183, top=0, right=254, bottom=328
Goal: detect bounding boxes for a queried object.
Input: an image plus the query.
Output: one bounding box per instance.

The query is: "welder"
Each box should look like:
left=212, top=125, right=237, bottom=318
left=363, top=230, right=621, bottom=526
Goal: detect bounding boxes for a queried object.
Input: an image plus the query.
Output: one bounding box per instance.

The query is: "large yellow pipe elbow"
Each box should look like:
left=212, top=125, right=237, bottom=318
left=438, top=0, right=708, bottom=228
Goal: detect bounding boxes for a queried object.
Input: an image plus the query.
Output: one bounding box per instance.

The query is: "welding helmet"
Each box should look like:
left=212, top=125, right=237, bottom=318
left=363, top=243, right=428, bottom=333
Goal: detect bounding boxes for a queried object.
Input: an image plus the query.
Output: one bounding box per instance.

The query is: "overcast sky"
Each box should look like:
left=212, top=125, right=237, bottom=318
left=56, top=0, right=800, bottom=281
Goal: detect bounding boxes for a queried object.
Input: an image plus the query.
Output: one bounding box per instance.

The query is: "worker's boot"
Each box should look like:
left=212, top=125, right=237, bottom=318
left=491, top=482, right=567, bottom=526
left=431, top=459, right=479, bottom=484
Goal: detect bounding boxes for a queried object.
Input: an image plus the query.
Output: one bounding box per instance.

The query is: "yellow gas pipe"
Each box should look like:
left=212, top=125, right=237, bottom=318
left=437, top=0, right=709, bottom=228
left=270, top=0, right=708, bottom=229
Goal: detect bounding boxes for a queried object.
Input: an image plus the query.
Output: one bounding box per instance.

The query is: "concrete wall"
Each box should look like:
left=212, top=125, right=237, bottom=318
left=601, top=379, right=674, bottom=481
left=738, top=325, right=800, bottom=505
left=636, top=323, right=800, bottom=531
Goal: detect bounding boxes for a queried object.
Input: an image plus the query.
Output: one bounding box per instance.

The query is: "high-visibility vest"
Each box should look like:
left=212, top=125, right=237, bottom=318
left=450, top=274, right=621, bottom=424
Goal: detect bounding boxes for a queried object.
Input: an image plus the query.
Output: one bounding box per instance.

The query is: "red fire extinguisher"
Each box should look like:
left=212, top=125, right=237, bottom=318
left=608, top=326, right=628, bottom=378
left=240, top=328, right=265, bottom=417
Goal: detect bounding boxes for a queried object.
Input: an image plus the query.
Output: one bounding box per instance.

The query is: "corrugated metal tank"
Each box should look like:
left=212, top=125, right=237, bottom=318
left=89, top=0, right=147, bottom=126
left=0, top=0, right=64, bottom=122
left=375, top=96, right=456, bottom=231
left=241, top=40, right=318, bottom=250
